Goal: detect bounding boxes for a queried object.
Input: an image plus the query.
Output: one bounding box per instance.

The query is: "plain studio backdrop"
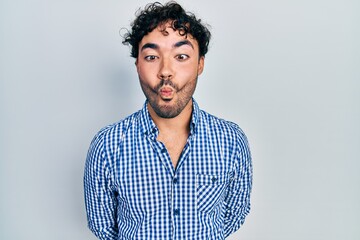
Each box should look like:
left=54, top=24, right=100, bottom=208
left=0, top=0, right=359, bottom=239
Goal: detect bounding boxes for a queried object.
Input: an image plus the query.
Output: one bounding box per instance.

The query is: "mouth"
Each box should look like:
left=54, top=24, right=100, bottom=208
left=159, top=87, right=174, bottom=99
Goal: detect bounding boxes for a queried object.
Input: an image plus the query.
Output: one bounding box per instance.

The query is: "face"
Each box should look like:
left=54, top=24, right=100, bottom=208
left=136, top=23, right=204, bottom=119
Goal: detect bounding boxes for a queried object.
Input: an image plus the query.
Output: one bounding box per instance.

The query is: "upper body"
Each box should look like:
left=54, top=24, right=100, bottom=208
left=84, top=2, right=252, bottom=239
left=84, top=99, right=252, bottom=239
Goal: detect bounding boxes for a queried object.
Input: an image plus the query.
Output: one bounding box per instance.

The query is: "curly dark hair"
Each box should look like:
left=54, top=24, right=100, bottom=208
left=122, top=1, right=211, bottom=58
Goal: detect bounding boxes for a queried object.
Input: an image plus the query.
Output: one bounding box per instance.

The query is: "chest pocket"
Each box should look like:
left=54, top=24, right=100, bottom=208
left=196, top=174, right=228, bottom=213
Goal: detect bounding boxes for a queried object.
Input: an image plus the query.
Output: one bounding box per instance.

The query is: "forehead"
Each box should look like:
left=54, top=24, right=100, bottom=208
left=139, top=23, right=199, bottom=52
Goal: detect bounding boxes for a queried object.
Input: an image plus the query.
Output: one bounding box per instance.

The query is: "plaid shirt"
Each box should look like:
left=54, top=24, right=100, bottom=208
left=84, top=99, right=252, bottom=239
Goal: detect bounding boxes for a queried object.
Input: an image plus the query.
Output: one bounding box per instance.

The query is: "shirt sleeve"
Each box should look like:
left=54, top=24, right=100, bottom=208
left=84, top=130, right=118, bottom=239
left=223, top=129, right=253, bottom=238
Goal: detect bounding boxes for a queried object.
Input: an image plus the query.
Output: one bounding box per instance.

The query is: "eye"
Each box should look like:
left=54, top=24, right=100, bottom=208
left=175, top=54, right=189, bottom=61
left=144, top=55, right=158, bottom=61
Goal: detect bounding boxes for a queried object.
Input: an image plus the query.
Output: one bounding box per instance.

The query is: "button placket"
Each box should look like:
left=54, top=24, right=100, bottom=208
left=155, top=141, right=174, bottom=177
left=172, top=173, right=180, bottom=240
left=173, top=175, right=179, bottom=217
left=173, top=177, right=178, bottom=184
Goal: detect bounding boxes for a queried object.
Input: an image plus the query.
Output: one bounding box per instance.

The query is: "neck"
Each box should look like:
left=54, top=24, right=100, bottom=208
left=148, top=100, right=193, bottom=134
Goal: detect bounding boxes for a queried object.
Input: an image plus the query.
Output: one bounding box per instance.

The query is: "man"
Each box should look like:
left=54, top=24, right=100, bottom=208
left=84, top=2, right=252, bottom=239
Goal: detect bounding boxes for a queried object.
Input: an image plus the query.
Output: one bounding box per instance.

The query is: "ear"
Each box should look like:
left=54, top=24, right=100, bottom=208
left=197, top=56, right=205, bottom=75
left=135, top=58, right=139, bottom=72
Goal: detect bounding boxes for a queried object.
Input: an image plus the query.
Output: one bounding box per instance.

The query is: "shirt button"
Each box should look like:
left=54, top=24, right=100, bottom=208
left=211, top=177, right=218, bottom=183
left=161, top=148, right=166, bottom=153
left=173, top=177, right=178, bottom=184
left=174, top=209, right=180, bottom=215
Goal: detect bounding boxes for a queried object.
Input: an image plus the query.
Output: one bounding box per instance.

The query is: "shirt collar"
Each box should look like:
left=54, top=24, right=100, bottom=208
left=140, top=98, right=200, bottom=137
left=190, top=98, right=199, bottom=135
left=140, top=100, right=158, bottom=136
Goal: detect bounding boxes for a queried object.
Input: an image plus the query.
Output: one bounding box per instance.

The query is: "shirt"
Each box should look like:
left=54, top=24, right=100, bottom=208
left=84, top=99, right=252, bottom=240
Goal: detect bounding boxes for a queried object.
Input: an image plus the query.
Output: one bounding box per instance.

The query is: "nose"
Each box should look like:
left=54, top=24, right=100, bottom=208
left=157, top=58, right=173, bottom=80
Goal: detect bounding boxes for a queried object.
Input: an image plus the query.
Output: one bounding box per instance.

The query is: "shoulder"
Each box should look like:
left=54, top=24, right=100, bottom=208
left=198, top=109, right=248, bottom=141
left=88, top=110, right=141, bottom=152
left=198, top=109, right=251, bottom=156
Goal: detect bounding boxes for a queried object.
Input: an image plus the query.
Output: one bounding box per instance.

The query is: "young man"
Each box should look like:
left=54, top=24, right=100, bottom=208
left=84, top=2, right=252, bottom=239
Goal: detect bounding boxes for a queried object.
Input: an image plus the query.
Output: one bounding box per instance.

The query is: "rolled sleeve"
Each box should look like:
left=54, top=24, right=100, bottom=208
left=84, top=130, right=118, bottom=240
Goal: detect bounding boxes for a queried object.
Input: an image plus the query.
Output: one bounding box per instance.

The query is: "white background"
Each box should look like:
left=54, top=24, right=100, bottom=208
left=1, top=0, right=359, bottom=239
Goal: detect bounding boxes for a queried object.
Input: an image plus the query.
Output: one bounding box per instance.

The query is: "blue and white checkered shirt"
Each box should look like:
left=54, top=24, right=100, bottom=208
left=84, top=99, right=252, bottom=240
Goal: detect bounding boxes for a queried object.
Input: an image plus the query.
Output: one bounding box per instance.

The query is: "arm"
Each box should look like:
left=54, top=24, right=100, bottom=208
left=224, top=130, right=253, bottom=238
left=84, top=130, right=118, bottom=239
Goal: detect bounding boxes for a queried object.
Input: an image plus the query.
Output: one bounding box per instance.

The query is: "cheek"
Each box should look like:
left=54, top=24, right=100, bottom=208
left=136, top=64, right=147, bottom=76
left=137, top=59, right=157, bottom=73
left=137, top=64, right=154, bottom=79
left=176, top=64, right=199, bottom=79
left=137, top=65, right=158, bottom=88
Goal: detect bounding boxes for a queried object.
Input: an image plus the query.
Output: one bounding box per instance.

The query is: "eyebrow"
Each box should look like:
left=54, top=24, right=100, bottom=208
left=140, top=40, right=194, bottom=52
left=140, top=43, right=159, bottom=52
left=174, top=40, right=194, bottom=49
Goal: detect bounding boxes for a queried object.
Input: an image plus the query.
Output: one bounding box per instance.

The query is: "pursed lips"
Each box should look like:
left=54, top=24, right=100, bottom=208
left=159, top=86, right=174, bottom=98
